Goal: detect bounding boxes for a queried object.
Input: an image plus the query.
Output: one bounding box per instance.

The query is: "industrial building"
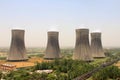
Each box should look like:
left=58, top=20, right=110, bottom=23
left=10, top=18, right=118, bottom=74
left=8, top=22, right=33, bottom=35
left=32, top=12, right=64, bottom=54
left=44, top=30, right=60, bottom=59
left=7, top=29, right=28, bottom=61
left=91, top=31, right=105, bottom=58
left=73, top=28, right=93, bottom=61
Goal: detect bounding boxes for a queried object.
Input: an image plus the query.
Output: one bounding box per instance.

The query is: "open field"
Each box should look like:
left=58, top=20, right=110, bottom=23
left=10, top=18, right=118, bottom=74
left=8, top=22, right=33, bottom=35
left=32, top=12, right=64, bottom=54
left=0, top=48, right=45, bottom=68
left=0, top=57, right=45, bottom=68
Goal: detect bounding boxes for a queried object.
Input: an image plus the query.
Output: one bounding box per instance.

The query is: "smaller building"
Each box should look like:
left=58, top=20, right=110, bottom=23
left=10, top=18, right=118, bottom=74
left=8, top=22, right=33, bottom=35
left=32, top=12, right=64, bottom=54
left=0, top=64, right=16, bottom=71
left=35, top=70, right=53, bottom=74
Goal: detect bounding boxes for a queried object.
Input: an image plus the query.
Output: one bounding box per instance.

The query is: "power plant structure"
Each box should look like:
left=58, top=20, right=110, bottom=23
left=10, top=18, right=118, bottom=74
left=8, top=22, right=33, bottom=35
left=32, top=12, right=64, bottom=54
left=73, top=28, right=93, bottom=61
left=44, top=30, right=60, bottom=59
left=91, top=31, right=105, bottom=58
left=7, top=29, right=28, bottom=61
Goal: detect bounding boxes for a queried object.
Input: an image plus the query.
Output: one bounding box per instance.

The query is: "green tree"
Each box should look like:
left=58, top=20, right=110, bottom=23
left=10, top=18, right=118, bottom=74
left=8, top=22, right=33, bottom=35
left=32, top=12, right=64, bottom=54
left=0, top=71, right=2, bottom=79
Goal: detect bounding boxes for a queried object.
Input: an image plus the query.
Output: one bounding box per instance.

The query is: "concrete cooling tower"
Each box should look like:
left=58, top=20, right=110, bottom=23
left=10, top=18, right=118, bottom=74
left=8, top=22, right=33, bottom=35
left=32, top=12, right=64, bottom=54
left=44, top=31, right=60, bottom=59
left=73, top=28, right=93, bottom=61
left=91, top=31, right=105, bottom=58
left=7, top=29, right=28, bottom=61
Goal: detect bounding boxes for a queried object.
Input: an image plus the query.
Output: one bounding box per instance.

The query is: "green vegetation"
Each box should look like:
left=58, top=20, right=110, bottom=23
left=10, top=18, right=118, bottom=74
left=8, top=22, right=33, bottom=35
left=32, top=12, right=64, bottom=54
left=60, top=48, right=73, bottom=59
left=0, top=59, right=95, bottom=80
left=28, top=53, right=44, bottom=58
left=90, top=58, right=108, bottom=67
left=0, top=57, right=6, bottom=60
left=1, top=58, right=119, bottom=80
left=0, top=48, right=120, bottom=80
left=2, top=70, right=48, bottom=80
left=34, top=59, right=95, bottom=79
left=92, top=66, right=120, bottom=80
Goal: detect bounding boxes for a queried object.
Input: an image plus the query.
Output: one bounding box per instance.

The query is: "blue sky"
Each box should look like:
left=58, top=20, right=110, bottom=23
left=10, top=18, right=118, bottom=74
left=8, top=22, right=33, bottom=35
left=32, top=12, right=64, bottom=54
left=0, top=0, right=120, bottom=48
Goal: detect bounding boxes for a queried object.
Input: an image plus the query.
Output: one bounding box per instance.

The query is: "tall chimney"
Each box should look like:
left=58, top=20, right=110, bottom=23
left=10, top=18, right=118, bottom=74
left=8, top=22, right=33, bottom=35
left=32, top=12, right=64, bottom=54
left=44, top=31, right=60, bottom=59
left=91, top=31, right=105, bottom=58
left=7, top=29, right=28, bottom=61
left=73, top=28, right=93, bottom=61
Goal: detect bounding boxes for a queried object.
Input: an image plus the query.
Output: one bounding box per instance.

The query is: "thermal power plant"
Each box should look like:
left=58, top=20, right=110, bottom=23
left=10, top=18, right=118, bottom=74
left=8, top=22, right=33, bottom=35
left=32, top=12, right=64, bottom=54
left=91, top=31, right=105, bottom=58
left=7, top=29, right=28, bottom=61
left=73, top=28, right=93, bottom=61
left=44, top=30, right=60, bottom=59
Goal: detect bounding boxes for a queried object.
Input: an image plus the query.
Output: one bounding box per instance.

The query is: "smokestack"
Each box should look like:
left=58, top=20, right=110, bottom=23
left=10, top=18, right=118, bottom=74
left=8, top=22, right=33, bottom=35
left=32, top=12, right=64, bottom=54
left=91, top=31, right=105, bottom=58
left=73, top=28, right=93, bottom=61
left=7, top=29, right=28, bottom=61
left=44, top=30, right=60, bottom=59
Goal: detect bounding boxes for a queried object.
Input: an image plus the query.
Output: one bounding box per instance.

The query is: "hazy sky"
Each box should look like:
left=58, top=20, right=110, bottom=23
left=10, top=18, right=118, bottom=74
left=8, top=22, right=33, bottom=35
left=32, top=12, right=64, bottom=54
left=0, top=0, right=120, bottom=48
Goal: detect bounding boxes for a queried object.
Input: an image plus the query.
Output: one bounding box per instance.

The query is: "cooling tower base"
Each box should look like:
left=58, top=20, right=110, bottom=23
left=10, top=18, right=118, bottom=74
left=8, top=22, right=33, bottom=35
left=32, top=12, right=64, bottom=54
left=44, top=58, right=60, bottom=60
left=7, top=59, right=28, bottom=62
left=73, top=58, right=94, bottom=62
left=86, top=60, right=94, bottom=62
left=93, top=57, right=106, bottom=59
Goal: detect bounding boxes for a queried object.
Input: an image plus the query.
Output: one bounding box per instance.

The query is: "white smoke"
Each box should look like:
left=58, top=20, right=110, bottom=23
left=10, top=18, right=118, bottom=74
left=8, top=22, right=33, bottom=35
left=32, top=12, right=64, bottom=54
left=92, top=29, right=101, bottom=33
left=48, top=26, right=59, bottom=32
left=11, top=26, right=25, bottom=30
left=76, top=24, right=88, bottom=29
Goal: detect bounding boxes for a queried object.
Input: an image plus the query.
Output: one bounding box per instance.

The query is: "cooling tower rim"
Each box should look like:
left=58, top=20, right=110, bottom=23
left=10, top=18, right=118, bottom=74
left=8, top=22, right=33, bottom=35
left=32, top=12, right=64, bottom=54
left=12, top=29, right=25, bottom=31
left=75, top=28, right=89, bottom=31
left=91, top=32, right=101, bottom=34
left=11, top=27, right=25, bottom=30
left=12, top=28, right=25, bottom=31
left=76, top=27, right=89, bottom=29
left=48, top=31, right=59, bottom=32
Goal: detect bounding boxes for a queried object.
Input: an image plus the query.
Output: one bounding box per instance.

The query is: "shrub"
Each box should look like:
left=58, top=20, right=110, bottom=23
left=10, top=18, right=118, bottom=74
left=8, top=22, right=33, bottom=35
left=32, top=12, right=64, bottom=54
left=92, top=66, right=120, bottom=80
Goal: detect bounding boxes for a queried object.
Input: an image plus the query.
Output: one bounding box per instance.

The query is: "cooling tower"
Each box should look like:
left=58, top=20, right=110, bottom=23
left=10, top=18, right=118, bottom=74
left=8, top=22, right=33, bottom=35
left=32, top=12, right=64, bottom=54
left=44, top=31, right=60, bottom=59
left=7, top=29, right=28, bottom=61
left=91, top=32, right=105, bottom=58
left=73, top=28, right=93, bottom=61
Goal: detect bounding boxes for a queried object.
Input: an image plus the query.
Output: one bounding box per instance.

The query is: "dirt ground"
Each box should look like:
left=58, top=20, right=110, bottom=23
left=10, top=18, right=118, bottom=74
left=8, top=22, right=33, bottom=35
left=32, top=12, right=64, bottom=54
left=114, top=61, right=120, bottom=68
left=0, top=57, right=47, bottom=68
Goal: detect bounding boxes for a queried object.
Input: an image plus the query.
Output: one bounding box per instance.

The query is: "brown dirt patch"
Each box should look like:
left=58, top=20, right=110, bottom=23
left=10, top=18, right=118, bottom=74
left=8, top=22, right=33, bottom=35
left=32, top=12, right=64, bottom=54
left=0, top=57, right=47, bottom=68
left=114, top=61, right=120, bottom=68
